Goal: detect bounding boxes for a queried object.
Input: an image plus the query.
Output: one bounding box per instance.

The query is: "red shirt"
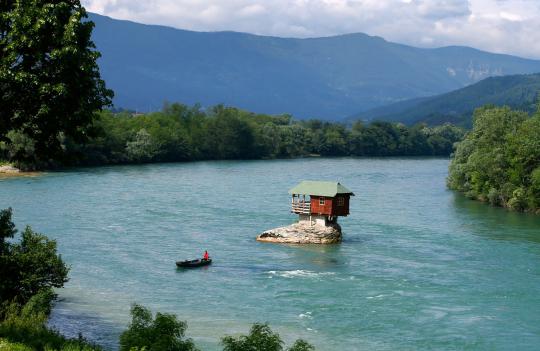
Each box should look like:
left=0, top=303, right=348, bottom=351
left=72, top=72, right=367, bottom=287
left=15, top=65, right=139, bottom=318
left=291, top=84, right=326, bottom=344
left=203, top=251, right=209, bottom=260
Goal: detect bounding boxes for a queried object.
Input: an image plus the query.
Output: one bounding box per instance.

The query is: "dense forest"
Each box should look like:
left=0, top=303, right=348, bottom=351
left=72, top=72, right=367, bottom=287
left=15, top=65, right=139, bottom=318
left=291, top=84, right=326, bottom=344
left=0, top=103, right=466, bottom=170
left=448, top=105, right=540, bottom=213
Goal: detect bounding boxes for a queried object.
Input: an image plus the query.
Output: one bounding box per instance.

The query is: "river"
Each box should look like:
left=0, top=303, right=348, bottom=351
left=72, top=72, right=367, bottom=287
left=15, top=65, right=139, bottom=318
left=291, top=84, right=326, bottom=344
left=1, top=158, right=540, bottom=350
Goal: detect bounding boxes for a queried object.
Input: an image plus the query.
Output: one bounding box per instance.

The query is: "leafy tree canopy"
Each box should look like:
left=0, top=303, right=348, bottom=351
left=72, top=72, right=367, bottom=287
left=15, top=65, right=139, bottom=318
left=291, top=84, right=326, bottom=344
left=119, top=304, right=198, bottom=351
left=0, top=0, right=113, bottom=166
left=0, top=208, right=69, bottom=304
left=49, top=103, right=465, bottom=169
left=448, top=105, right=540, bottom=213
left=222, top=323, right=314, bottom=351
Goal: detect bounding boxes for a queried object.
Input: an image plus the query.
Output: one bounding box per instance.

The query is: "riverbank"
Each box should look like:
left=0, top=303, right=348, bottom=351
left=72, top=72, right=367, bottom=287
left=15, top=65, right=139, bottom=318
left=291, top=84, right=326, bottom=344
left=0, top=164, right=42, bottom=179
left=0, top=164, right=19, bottom=173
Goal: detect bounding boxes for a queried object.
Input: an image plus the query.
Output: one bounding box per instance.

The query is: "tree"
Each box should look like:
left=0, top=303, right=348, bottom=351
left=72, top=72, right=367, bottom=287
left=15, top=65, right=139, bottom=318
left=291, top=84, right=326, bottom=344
left=119, top=304, right=197, bottom=351
left=0, top=207, right=16, bottom=255
left=204, top=106, right=255, bottom=159
left=0, top=0, right=113, bottom=165
left=448, top=106, right=539, bottom=212
left=320, top=125, right=348, bottom=156
left=0, top=208, right=69, bottom=304
left=2, top=131, right=38, bottom=169
left=125, top=129, right=159, bottom=163
left=221, top=323, right=314, bottom=351
left=0, top=288, right=101, bottom=350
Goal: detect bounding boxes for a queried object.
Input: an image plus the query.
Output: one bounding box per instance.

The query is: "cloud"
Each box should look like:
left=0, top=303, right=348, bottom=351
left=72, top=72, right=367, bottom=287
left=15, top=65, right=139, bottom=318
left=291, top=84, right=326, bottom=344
left=417, top=0, right=471, bottom=19
left=82, top=0, right=540, bottom=59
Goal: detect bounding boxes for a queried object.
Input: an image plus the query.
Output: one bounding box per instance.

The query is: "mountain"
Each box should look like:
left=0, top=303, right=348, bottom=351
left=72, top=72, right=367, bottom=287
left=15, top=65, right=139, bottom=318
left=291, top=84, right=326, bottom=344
left=348, top=73, right=540, bottom=126
left=89, top=13, right=540, bottom=119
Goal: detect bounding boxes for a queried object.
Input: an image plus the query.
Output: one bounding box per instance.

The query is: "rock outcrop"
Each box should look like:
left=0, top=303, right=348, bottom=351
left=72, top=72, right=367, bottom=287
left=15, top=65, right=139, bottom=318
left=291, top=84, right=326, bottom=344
left=257, top=222, right=342, bottom=244
left=0, top=165, right=20, bottom=174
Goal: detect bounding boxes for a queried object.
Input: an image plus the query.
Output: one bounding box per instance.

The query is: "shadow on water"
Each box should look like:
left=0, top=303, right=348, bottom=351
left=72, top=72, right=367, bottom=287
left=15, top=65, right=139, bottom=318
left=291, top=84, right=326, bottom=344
left=452, top=193, right=540, bottom=244
left=341, top=233, right=372, bottom=244
left=49, top=302, right=124, bottom=351
left=288, top=245, right=348, bottom=268
left=175, top=265, right=212, bottom=273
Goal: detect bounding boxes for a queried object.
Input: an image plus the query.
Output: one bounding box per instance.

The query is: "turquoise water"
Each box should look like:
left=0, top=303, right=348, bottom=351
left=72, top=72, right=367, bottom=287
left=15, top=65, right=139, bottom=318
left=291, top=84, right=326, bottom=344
left=1, top=158, right=540, bottom=350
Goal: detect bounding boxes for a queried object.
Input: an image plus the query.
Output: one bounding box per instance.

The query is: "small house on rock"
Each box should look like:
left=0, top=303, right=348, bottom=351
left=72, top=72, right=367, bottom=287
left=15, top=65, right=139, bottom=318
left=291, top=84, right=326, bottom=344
left=290, top=180, right=354, bottom=226
left=256, top=180, right=354, bottom=244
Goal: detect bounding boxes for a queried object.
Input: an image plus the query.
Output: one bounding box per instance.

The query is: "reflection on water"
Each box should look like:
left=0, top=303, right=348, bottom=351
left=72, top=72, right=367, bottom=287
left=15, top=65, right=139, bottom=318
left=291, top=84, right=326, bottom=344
left=452, top=193, right=540, bottom=244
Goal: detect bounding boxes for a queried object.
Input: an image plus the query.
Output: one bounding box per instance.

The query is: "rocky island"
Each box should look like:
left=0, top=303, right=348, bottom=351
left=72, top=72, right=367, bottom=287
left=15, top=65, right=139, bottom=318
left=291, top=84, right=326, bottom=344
left=257, top=180, right=353, bottom=244
left=257, top=220, right=342, bottom=244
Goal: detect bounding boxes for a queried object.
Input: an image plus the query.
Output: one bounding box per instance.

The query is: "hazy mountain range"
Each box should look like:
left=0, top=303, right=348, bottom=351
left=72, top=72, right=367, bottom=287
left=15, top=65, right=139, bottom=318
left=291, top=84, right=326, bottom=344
left=90, top=13, right=540, bottom=120
left=347, top=73, right=540, bottom=126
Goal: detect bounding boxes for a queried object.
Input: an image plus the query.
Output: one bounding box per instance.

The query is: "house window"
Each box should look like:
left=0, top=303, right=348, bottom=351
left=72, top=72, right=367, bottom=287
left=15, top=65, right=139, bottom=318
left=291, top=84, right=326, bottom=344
left=337, top=197, right=344, bottom=206
left=319, top=197, right=325, bottom=205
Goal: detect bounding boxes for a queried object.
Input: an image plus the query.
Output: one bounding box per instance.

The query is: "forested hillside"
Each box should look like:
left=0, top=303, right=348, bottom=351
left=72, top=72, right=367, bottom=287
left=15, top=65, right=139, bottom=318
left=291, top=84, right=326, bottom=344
left=350, top=73, right=540, bottom=126
left=89, top=13, right=540, bottom=119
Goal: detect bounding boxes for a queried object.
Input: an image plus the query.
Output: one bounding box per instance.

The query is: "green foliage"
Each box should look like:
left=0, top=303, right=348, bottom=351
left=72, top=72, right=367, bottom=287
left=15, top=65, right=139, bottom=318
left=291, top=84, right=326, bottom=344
left=119, top=304, right=197, bottom=351
left=126, top=129, right=160, bottom=163
left=288, top=340, right=315, bottom=351
left=352, top=73, right=540, bottom=127
left=0, top=290, right=100, bottom=351
left=0, top=209, right=98, bottom=351
left=0, top=338, right=33, bottom=351
left=221, top=323, right=314, bottom=351
left=1, top=132, right=39, bottom=170
left=0, top=208, right=16, bottom=256
left=0, top=208, right=69, bottom=304
left=0, top=289, right=53, bottom=341
left=448, top=106, right=540, bottom=212
left=55, top=103, right=465, bottom=167
left=0, top=0, right=113, bottom=166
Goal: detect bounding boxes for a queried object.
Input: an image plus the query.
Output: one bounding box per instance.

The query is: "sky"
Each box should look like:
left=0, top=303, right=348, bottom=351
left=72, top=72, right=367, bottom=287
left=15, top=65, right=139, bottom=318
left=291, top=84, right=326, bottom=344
left=82, top=0, right=540, bottom=59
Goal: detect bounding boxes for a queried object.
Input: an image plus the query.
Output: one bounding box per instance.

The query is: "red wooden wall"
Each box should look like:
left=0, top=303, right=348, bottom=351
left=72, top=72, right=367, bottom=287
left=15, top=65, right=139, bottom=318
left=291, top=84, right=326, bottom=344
left=310, top=195, right=350, bottom=216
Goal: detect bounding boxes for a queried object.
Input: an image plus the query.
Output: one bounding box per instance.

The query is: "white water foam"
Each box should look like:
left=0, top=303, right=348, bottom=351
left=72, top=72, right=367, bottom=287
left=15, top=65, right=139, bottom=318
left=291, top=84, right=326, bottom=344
left=299, top=311, right=313, bottom=319
left=266, top=270, right=335, bottom=279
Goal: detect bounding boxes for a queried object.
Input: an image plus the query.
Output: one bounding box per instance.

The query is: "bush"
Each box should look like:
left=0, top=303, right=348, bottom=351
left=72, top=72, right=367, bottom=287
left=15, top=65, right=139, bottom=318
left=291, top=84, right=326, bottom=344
left=221, top=323, right=314, bottom=351
left=125, top=129, right=160, bottom=163
left=0, top=208, right=69, bottom=304
left=0, top=289, right=100, bottom=351
left=119, top=304, right=197, bottom=351
left=487, top=188, right=500, bottom=206
left=0, top=338, right=32, bottom=351
left=508, top=188, right=527, bottom=211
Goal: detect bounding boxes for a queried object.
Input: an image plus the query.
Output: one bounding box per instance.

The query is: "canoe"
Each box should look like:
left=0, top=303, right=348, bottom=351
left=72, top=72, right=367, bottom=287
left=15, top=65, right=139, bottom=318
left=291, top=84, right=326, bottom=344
left=176, top=258, right=212, bottom=268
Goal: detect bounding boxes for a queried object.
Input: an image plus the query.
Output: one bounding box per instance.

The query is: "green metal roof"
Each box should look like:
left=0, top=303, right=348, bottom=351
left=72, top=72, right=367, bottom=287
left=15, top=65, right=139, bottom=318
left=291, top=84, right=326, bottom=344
left=288, top=180, right=354, bottom=197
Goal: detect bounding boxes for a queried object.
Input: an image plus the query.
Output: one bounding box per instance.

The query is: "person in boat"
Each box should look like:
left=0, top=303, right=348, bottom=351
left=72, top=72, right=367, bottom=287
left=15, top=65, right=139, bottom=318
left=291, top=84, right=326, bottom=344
left=203, top=250, right=209, bottom=261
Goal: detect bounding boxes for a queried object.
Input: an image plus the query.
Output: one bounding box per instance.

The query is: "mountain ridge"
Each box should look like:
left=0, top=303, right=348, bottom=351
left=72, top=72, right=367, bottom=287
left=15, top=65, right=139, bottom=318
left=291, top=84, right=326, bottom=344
left=89, top=13, right=540, bottom=119
left=348, top=73, right=540, bottom=126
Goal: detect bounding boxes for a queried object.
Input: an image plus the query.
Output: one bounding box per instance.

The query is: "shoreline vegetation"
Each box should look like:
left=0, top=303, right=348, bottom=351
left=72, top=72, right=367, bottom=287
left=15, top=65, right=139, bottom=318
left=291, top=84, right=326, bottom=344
left=448, top=105, right=540, bottom=214
left=1, top=102, right=466, bottom=172
left=0, top=164, right=42, bottom=179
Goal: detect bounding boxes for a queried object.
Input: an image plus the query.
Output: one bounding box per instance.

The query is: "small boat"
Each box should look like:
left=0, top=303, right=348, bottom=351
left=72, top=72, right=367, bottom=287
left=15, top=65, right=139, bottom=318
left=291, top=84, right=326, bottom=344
left=176, top=258, right=212, bottom=268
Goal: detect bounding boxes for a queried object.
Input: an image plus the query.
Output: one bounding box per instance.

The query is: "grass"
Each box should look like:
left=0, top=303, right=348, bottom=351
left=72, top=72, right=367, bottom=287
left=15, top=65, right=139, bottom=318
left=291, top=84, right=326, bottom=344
left=0, top=338, right=32, bottom=351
